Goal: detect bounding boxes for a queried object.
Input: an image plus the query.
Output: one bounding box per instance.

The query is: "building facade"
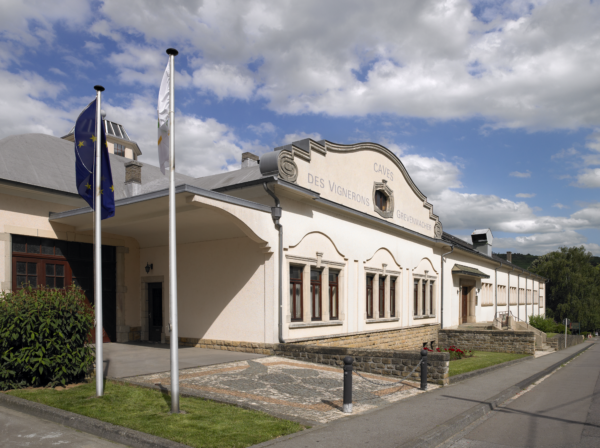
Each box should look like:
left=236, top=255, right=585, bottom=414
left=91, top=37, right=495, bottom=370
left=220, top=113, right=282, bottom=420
left=0, top=127, right=546, bottom=350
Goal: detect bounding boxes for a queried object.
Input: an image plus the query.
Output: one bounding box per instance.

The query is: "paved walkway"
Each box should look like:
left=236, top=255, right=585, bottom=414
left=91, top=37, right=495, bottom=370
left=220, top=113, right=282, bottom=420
left=442, top=341, right=600, bottom=448
left=127, top=356, right=430, bottom=425
left=100, top=342, right=265, bottom=378
left=0, top=405, right=125, bottom=448
left=253, top=342, right=594, bottom=447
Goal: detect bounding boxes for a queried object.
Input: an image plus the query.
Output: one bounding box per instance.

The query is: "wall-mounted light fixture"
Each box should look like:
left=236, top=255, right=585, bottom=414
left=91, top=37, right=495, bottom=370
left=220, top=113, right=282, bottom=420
left=145, top=262, right=153, bottom=274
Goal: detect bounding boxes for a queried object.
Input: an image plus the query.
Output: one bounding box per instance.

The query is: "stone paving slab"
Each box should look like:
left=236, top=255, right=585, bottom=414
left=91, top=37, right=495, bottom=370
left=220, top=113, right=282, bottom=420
left=126, top=356, right=436, bottom=425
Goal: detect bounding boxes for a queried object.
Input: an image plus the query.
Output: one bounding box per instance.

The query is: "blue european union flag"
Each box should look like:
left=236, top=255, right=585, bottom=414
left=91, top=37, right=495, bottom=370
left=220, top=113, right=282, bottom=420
left=74, top=99, right=115, bottom=219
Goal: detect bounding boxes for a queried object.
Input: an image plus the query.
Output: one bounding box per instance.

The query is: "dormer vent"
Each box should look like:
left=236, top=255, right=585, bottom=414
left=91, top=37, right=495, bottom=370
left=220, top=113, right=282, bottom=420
left=471, top=229, right=493, bottom=257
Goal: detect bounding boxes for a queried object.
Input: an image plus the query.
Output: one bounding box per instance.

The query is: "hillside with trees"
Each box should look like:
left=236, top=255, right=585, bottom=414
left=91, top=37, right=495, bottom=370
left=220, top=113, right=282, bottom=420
left=528, top=247, right=600, bottom=332
left=495, top=252, right=600, bottom=270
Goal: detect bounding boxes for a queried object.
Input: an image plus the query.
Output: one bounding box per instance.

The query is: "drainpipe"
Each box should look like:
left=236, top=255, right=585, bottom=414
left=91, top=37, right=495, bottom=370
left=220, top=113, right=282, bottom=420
left=263, top=183, right=285, bottom=344
left=494, top=262, right=502, bottom=320
left=508, top=267, right=512, bottom=319
left=440, top=245, right=454, bottom=330
left=517, top=272, right=521, bottom=320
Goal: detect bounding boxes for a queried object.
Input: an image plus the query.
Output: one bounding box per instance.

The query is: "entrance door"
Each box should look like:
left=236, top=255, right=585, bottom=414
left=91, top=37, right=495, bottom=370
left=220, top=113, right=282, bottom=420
left=461, top=287, right=469, bottom=323
left=148, top=283, right=163, bottom=342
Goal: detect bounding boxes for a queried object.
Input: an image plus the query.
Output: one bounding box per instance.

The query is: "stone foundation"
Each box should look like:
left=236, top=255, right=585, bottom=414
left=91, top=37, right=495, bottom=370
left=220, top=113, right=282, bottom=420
left=128, top=326, right=141, bottom=341
left=174, top=337, right=274, bottom=355
left=547, top=334, right=585, bottom=351
left=439, top=329, right=536, bottom=355
left=274, top=343, right=450, bottom=385
left=292, top=324, right=440, bottom=351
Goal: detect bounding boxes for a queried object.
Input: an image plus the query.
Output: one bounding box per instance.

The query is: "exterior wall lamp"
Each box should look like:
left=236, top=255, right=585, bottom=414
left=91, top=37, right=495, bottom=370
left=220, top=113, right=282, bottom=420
left=145, top=263, right=153, bottom=274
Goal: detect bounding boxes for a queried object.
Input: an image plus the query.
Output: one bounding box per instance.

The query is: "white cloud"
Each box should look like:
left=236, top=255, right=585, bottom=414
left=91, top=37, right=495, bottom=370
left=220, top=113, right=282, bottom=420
left=516, top=193, right=535, bottom=198
left=552, top=203, right=568, bottom=209
left=83, top=41, right=104, bottom=52
left=49, top=67, right=66, bottom=76
left=248, top=122, right=276, bottom=135
left=509, top=170, right=531, bottom=178
left=192, top=64, right=255, bottom=100
left=493, top=231, right=594, bottom=256
left=403, top=155, right=463, bottom=198
left=551, top=147, right=578, bottom=160
left=574, top=168, right=600, bottom=188
left=281, top=132, right=322, bottom=145
left=103, top=95, right=263, bottom=177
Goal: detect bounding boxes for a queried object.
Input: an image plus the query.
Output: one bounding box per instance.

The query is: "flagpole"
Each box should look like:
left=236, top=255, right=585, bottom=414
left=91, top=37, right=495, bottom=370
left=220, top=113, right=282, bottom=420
left=93, top=85, right=105, bottom=397
left=166, top=48, right=179, bottom=413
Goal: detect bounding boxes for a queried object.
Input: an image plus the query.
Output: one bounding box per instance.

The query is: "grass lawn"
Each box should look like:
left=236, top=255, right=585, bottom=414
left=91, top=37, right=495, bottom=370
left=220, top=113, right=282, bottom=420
left=449, top=351, right=530, bottom=377
left=7, top=380, right=303, bottom=448
left=546, top=332, right=558, bottom=338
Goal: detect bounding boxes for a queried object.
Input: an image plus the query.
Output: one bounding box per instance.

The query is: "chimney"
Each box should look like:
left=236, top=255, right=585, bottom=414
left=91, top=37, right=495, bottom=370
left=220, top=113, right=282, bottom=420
left=471, top=229, right=493, bottom=257
left=506, top=251, right=512, bottom=263
left=125, top=160, right=142, bottom=197
left=241, top=152, right=259, bottom=168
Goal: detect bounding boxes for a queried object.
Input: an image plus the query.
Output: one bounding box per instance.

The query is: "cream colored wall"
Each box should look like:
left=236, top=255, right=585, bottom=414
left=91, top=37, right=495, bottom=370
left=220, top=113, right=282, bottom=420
left=294, top=148, right=437, bottom=238
left=278, top=190, right=443, bottom=340
left=140, top=236, right=268, bottom=343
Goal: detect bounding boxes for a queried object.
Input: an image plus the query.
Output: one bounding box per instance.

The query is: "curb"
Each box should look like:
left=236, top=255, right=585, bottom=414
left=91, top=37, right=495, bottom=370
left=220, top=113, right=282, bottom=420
left=0, top=393, right=190, bottom=448
left=397, top=342, right=593, bottom=448
left=449, top=354, right=533, bottom=384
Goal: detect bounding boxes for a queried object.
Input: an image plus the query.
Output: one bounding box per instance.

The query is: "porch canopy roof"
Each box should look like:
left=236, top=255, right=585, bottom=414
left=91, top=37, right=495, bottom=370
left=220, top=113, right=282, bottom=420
left=49, top=185, right=275, bottom=251
left=451, top=264, right=490, bottom=279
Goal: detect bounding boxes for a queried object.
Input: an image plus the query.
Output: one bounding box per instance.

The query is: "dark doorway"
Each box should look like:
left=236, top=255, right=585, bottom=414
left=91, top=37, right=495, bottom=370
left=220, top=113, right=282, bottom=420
left=148, top=283, right=163, bottom=342
left=461, top=286, right=469, bottom=323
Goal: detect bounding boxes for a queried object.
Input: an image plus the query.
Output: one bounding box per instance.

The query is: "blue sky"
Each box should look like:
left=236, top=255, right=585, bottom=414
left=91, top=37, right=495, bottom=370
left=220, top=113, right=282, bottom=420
left=1, top=0, right=599, bottom=255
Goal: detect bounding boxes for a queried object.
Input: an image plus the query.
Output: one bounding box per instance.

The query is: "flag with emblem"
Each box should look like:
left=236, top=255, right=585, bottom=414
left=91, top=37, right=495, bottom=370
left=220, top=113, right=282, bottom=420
left=157, top=60, right=170, bottom=174
left=74, top=99, right=115, bottom=219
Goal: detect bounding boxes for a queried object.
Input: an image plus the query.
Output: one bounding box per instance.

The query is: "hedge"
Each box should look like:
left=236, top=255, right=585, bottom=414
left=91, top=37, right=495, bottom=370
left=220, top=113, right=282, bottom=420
left=0, top=285, right=94, bottom=390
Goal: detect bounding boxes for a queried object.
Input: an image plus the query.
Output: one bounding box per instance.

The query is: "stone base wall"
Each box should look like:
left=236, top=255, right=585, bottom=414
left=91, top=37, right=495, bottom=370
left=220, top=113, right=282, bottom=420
left=274, top=343, right=450, bottom=385
left=172, top=336, right=274, bottom=355
left=439, top=329, right=536, bottom=355
left=293, top=324, right=440, bottom=351
left=547, top=334, right=585, bottom=351
left=128, top=326, right=141, bottom=341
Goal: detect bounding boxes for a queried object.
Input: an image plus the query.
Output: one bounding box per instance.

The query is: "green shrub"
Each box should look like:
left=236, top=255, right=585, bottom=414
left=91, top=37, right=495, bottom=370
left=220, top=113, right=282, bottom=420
left=529, top=315, right=571, bottom=335
left=0, top=285, right=94, bottom=391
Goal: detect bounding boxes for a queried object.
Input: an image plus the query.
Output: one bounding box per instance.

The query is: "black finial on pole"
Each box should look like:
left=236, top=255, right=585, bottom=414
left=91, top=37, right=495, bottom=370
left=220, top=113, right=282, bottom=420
left=166, top=48, right=179, bottom=56
left=94, top=85, right=105, bottom=92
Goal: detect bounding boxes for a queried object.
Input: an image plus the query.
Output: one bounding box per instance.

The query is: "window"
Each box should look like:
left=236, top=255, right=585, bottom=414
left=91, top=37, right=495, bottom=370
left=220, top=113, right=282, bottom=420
left=534, top=290, right=538, bottom=305
left=289, top=266, right=303, bottom=321
left=519, top=288, right=524, bottom=305
left=527, top=289, right=532, bottom=304
left=114, top=143, right=126, bottom=157
left=15, top=260, right=37, bottom=288
left=366, top=275, right=374, bottom=319
left=498, top=285, right=507, bottom=305
left=310, top=269, right=322, bottom=321
left=481, top=283, right=493, bottom=306
left=390, top=277, right=396, bottom=318
left=378, top=276, right=385, bottom=318
left=375, top=190, right=388, bottom=211
left=414, top=279, right=419, bottom=316
left=329, top=271, right=339, bottom=320
left=429, top=281, right=435, bottom=315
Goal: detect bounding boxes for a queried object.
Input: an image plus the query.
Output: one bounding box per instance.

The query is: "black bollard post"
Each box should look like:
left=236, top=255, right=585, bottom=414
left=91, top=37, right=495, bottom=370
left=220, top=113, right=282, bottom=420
left=343, top=356, right=353, bottom=413
left=420, top=349, right=428, bottom=391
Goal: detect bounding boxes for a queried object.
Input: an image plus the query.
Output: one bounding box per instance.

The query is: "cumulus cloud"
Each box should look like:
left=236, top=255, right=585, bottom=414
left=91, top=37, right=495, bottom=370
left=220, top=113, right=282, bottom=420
left=49, top=67, right=66, bottom=76
left=574, top=168, right=600, bottom=188
left=192, top=64, right=255, bottom=100
left=281, top=132, right=322, bottom=145
left=516, top=193, right=535, bottom=198
left=248, top=122, right=276, bottom=135
left=551, top=148, right=578, bottom=160
left=509, top=170, right=531, bottom=178
left=83, top=41, right=104, bottom=52
left=552, top=203, right=568, bottom=209
left=403, top=155, right=463, bottom=198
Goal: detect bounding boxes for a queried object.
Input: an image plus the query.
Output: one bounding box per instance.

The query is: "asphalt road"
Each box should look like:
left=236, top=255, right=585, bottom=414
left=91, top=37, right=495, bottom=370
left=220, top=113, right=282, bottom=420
left=0, top=405, right=126, bottom=448
left=444, top=342, right=600, bottom=448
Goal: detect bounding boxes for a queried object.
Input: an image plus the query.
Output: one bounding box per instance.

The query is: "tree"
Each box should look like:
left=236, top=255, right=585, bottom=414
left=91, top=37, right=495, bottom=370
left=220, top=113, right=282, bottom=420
left=530, top=246, right=600, bottom=332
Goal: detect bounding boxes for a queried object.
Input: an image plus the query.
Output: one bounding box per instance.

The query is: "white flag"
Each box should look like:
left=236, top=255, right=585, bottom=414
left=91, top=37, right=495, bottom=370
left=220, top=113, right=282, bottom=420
left=157, top=61, right=170, bottom=175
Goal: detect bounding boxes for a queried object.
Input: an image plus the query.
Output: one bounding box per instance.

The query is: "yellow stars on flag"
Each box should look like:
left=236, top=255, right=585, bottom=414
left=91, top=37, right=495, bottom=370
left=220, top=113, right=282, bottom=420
left=158, top=136, right=162, bottom=145
left=110, top=185, right=114, bottom=192
left=90, top=135, right=97, bottom=143
left=78, top=141, right=85, bottom=148
left=86, top=182, right=92, bottom=190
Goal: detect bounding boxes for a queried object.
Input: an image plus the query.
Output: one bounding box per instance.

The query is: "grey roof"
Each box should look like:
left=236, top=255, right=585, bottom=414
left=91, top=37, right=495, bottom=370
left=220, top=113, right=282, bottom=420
left=189, top=165, right=266, bottom=191
left=452, top=264, right=490, bottom=278
left=0, top=133, right=193, bottom=200
left=66, top=120, right=133, bottom=141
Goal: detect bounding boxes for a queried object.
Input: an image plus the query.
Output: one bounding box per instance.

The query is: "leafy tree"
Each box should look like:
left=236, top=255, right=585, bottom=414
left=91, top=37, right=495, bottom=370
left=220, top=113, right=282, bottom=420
left=530, top=246, right=600, bottom=332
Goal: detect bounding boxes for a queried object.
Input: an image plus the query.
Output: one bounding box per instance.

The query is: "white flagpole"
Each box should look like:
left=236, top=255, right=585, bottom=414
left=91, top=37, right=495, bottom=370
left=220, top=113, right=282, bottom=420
left=93, top=85, right=105, bottom=397
left=166, top=48, right=180, bottom=413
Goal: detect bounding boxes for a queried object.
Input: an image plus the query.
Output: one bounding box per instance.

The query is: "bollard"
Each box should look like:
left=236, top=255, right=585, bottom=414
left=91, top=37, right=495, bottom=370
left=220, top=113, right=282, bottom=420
left=343, top=356, right=353, bottom=413
left=420, top=349, right=428, bottom=391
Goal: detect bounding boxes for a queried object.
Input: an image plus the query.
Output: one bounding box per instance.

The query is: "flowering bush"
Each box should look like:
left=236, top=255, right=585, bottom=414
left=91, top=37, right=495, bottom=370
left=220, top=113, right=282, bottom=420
left=423, top=346, right=474, bottom=360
